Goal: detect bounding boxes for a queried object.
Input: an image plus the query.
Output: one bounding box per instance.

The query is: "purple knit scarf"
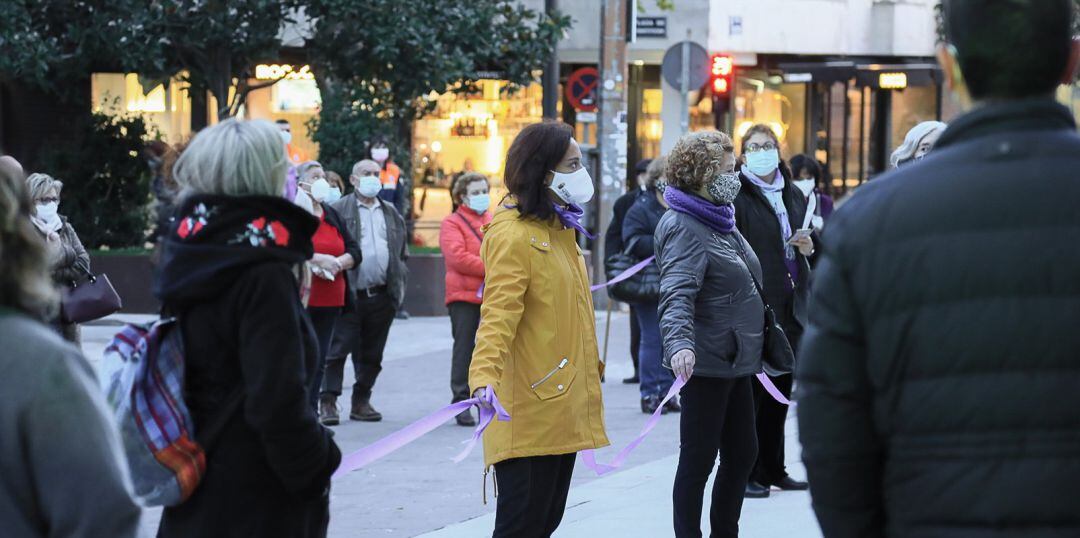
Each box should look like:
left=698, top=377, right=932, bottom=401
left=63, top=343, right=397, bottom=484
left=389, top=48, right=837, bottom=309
left=663, top=186, right=736, bottom=234
left=552, top=201, right=595, bottom=239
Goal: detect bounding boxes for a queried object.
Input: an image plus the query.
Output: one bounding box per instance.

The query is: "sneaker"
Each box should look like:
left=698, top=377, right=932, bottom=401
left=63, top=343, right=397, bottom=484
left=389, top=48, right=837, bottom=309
left=350, top=400, right=383, bottom=422
left=455, top=409, right=477, bottom=427
left=319, top=395, right=339, bottom=426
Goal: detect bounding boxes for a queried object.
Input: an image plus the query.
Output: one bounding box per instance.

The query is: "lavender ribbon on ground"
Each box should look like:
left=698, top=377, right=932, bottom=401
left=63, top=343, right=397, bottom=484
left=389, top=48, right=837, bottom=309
left=333, top=386, right=509, bottom=479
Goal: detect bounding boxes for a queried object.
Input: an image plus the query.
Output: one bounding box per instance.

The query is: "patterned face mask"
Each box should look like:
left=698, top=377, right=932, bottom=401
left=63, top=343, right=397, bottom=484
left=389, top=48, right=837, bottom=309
left=655, top=180, right=668, bottom=195
left=706, top=172, right=741, bottom=204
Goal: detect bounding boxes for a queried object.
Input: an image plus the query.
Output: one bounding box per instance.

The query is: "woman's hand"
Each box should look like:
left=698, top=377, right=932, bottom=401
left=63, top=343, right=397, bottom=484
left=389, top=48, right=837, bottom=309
left=473, top=387, right=494, bottom=411
left=671, top=349, right=696, bottom=381
left=790, top=236, right=814, bottom=257
left=311, top=253, right=343, bottom=275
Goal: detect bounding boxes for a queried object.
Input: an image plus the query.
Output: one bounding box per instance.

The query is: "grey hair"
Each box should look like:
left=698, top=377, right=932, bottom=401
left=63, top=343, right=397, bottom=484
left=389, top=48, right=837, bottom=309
left=0, top=163, right=57, bottom=317
left=351, top=159, right=381, bottom=178
left=173, top=118, right=288, bottom=197
left=295, top=160, right=324, bottom=182
left=452, top=172, right=489, bottom=203
left=890, top=121, right=947, bottom=168
left=26, top=173, right=63, bottom=202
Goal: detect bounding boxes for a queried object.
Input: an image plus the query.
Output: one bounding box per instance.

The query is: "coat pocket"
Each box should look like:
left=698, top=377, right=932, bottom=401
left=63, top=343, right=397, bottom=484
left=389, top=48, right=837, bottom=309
left=530, top=357, right=578, bottom=401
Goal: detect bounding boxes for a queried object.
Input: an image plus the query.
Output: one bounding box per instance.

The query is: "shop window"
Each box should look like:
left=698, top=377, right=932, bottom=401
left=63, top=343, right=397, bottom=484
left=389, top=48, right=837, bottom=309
left=733, top=72, right=806, bottom=158
left=91, top=73, right=192, bottom=144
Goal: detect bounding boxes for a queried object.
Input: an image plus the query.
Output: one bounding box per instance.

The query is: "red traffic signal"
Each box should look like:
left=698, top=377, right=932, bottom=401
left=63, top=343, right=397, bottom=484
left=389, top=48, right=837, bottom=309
left=710, top=54, right=733, bottom=95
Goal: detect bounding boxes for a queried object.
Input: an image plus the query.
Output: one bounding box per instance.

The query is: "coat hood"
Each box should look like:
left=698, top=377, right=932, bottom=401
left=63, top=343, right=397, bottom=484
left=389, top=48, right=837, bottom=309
left=154, top=194, right=318, bottom=309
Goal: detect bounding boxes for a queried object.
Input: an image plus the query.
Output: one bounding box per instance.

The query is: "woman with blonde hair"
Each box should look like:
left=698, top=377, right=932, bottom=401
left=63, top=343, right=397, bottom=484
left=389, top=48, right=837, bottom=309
left=26, top=172, right=89, bottom=345
left=0, top=161, right=142, bottom=537
left=655, top=130, right=765, bottom=537
left=154, top=118, right=340, bottom=538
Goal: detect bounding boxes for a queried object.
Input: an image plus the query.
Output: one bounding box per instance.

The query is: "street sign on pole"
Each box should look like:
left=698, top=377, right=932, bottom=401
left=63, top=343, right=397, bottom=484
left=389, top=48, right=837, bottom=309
left=566, top=67, right=600, bottom=112
left=662, top=40, right=709, bottom=136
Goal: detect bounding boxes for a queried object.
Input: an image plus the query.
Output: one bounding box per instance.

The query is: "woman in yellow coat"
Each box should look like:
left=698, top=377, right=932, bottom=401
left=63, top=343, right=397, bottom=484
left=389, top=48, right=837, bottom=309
left=469, top=121, right=609, bottom=537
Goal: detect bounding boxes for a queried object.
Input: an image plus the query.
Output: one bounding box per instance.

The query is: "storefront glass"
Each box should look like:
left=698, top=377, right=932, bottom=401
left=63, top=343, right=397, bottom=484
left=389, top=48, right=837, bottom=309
left=733, top=71, right=806, bottom=161
left=410, top=79, right=543, bottom=246
left=90, top=73, right=193, bottom=144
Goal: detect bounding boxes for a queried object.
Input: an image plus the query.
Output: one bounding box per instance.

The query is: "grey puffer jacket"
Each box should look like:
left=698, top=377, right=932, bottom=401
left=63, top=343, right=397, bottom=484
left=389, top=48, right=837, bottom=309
left=655, top=210, right=765, bottom=378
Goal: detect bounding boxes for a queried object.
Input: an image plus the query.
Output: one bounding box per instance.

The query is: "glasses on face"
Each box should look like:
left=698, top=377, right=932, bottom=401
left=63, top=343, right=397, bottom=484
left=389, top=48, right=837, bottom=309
left=745, top=142, right=777, bottom=153
left=37, top=197, right=59, bottom=204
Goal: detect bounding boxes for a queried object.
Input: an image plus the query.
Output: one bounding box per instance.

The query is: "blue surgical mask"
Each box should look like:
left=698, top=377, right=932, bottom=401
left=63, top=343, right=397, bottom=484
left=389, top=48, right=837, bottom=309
left=467, top=193, right=491, bottom=214
left=746, top=149, right=780, bottom=177
left=356, top=175, right=382, bottom=198
left=326, top=187, right=342, bottom=204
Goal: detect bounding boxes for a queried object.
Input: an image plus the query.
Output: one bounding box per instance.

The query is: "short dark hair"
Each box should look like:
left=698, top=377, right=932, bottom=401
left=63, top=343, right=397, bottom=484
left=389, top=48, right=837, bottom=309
left=503, top=121, right=573, bottom=221
left=275, top=119, right=290, bottom=126
left=789, top=154, right=821, bottom=181
left=943, top=0, right=1074, bottom=100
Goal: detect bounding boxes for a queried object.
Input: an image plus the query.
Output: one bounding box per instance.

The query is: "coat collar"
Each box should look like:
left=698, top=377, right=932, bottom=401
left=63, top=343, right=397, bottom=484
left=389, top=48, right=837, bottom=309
left=934, top=97, right=1076, bottom=151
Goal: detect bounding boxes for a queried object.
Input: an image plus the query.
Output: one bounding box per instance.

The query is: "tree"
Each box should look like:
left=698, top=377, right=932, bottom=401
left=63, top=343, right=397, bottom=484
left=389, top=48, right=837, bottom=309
left=303, top=0, right=571, bottom=190
left=126, top=0, right=299, bottom=121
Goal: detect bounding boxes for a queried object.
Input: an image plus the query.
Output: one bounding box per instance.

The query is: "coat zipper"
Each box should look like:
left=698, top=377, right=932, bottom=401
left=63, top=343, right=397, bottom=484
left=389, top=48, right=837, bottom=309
left=531, top=358, right=569, bottom=389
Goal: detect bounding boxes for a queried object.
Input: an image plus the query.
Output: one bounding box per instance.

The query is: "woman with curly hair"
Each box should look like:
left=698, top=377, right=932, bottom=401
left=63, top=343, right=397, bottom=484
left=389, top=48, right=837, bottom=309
left=655, top=130, right=765, bottom=538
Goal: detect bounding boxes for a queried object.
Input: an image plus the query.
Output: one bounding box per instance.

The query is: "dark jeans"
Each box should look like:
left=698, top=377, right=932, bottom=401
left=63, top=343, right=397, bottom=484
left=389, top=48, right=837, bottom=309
left=750, top=310, right=801, bottom=486
left=634, top=301, right=673, bottom=398
left=448, top=301, right=481, bottom=403
left=321, top=292, right=396, bottom=402
left=629, top=305, right=640, bottom=375
left=673, top=376, right=757, bottom=538
left=493, top=453, right=577, bottom=538
left=306, top=306, right=341, bottom=409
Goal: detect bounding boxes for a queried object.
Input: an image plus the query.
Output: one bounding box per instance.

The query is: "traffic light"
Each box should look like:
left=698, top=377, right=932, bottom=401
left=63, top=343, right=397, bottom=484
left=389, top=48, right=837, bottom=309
left=710, top=54, right=734, bottom=125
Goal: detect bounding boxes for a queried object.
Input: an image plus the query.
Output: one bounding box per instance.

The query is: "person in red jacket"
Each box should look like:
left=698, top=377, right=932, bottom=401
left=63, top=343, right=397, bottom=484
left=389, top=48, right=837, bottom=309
left=439, top=171, right=493, bottom=426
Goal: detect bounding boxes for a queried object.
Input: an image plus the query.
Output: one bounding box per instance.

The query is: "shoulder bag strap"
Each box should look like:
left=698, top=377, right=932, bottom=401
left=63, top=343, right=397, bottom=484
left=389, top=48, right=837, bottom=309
left=727, top=234, right=771, bottom=307
left=456, top=212, right=484, bottom=242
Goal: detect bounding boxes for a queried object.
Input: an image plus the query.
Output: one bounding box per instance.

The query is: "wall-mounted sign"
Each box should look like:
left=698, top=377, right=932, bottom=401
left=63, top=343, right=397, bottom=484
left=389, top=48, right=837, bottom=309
left=729, top=16, right=743, bottom=36
left=255, top=64, right=314, bottom=81
left=635, top=16, right=667, bottom=38
left=879, top=72, right=908, bottom=90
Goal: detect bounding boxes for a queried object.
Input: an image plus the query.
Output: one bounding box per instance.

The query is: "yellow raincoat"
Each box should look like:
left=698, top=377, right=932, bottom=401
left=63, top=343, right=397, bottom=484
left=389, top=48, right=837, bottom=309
left=469, top=206, right=609, bottom=468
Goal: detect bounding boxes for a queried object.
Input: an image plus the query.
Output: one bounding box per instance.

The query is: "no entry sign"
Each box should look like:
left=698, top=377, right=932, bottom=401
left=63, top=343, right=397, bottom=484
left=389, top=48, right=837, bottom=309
left=566, top=67, right=599, bottom=112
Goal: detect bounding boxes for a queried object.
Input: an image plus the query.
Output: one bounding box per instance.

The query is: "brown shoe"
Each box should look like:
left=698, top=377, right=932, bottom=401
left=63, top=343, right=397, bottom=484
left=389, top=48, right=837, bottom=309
left=319, top=395, right=339, bottom=426
left=350, top=399, right=383, bottom=422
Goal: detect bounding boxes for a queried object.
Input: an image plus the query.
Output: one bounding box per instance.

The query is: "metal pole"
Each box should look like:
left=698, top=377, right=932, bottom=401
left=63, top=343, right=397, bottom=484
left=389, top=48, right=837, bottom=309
left=680, top=39, right=690, bottom=135
left=595, top=0, right=628, bottom=309
left=542, top=0, right=560, bottom=119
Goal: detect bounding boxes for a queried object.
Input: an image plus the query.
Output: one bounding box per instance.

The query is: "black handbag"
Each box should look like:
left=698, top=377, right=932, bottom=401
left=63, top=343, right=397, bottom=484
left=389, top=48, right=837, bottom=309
left=60, top=261, right=122, bottom=324
left=732, top=243, right=795, bottom=376
left=605, top=237, right=660, bottom=303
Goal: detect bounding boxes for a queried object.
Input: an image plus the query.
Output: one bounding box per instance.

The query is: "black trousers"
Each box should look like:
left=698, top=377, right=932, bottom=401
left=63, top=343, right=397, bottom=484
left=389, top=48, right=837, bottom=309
left=750, top=311, right=801, bottom=486
left=448, top=301, right=482, bottom=403
left=673, top=376, right=757, bottom=538
left=493, top=453, right=576, bottom=538
left=629, top=304, right=640, bottom=375
left=321, top=292, right=396, bottom=402
left=306, top=306, right=341, bottom=409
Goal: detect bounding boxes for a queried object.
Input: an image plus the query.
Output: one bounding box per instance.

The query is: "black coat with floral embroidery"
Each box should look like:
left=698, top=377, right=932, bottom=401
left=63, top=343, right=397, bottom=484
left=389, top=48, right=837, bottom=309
left=154, top=194, right=341, bottom=538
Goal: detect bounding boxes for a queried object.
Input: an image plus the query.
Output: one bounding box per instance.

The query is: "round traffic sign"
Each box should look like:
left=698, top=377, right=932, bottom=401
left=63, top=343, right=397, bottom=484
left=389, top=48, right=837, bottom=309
left=661, top=41, right=710, bottom=91
left=566, top=67, right=600, bottom=112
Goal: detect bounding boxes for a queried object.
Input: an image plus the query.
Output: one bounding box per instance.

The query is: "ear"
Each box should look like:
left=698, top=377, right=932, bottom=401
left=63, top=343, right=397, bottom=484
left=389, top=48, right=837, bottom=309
left=1061, top=37, right=1080, bottom=85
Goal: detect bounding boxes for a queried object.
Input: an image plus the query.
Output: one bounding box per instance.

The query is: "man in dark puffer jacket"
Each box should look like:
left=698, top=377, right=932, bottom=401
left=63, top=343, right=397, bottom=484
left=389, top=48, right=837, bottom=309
left=797, top=1, right=1080, bottom=537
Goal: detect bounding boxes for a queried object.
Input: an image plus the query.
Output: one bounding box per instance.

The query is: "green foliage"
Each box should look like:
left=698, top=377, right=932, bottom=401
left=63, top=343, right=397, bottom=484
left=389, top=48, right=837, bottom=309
left=305, top=0, right=571, bottom=199
left=37, top=109, right=156, bottom=249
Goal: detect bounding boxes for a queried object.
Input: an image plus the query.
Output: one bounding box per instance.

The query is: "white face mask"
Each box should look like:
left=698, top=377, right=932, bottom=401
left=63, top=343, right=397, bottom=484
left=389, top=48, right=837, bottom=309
left=326, top=187, right=342, bottom=204
left=356, top=175, right=383, bottom=198
left=36, top=201, right=59, bottom=222
left=308, top=178, right=331, bottom=202
left=549, top=167, right=594, bottom=205
left=793, top=179, right=815, bottom=197
left=280, top=130, right=292, bottom=145
left=371, top=147, right=390, bottom=162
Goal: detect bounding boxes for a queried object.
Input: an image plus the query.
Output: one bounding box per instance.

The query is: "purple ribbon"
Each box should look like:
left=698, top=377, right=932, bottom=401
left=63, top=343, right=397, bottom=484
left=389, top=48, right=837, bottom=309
left=332, top=386, right=509, bottom=479
left=580, top=375, right=687, bottom=475
left=756, top=373, right=795, bottom=406
left=590, top=256, right=655, bottom=292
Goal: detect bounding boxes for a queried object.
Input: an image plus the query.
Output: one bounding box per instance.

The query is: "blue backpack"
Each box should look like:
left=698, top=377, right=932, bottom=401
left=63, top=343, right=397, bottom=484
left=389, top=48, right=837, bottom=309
left=101, top=318, right=241, bottom=506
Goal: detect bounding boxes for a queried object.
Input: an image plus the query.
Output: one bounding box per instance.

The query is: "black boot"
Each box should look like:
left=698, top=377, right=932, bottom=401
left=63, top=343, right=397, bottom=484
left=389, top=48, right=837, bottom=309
left=455, top=408, right=477, bottom=427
